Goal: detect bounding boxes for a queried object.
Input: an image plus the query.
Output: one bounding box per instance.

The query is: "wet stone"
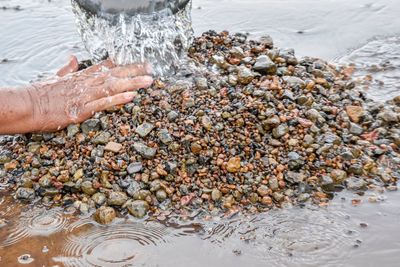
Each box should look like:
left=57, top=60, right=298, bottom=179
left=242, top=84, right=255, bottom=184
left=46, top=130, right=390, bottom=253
left=135, top=122, right=155, bottom=138
left=127, top=200, right=150, bottom=218
left=237, top=66, right=255, bottom=85
left=104, top=142, right=123, bottom=153
left=158, top=129, right=173, bottom=144
left=108, top=191, right=128, bottom=206
left=92, top=192, right=107, bottom=206
left=94, top=206, right=116, bottom=225
left=211, top=188, right=222, bottom=201
left=67, top=124, right=80, bottom=137
left=127, top=162, right=143, bottom=174
left=349, top=123, right=364, bottom=136
left=81, top=119, right=101, bottom=134
left=253, top=55, right=276, bottom=74
left=272, top=124, right=289, bottom=138
left=81, top=181, right=96, bottom=196
left=92, top=131, right=111, bottom=145
left=346, top=177, right=367, bottom=191
left=133, top=142, right=157, bottom=159
left=16, top=187, right=35, bottom=200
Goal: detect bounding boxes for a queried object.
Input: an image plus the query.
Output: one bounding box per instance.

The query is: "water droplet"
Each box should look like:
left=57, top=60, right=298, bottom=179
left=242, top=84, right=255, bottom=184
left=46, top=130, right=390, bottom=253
left=17, top=254, right=34, bottom=264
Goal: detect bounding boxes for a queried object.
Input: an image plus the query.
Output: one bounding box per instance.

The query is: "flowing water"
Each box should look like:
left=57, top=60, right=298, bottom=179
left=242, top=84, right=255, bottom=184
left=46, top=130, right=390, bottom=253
left=71, top=0, right=193, bottom=76
left=1, top=0, right=400, bottom=266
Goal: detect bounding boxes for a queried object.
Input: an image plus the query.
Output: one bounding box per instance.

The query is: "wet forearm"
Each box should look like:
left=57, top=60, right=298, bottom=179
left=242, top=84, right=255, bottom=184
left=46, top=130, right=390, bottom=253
left=0, top=86, right=35, bottom=134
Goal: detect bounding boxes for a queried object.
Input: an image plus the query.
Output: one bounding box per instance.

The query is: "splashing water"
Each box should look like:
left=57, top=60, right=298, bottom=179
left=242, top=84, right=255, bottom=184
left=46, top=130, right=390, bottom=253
left=71, top=0, right=194, bottom=77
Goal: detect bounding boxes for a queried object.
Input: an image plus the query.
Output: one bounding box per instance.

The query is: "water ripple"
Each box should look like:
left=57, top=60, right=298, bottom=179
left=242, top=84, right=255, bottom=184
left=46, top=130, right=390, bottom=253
left=1, top=207, right=69, bottom=247
left=57, top=220, right=170, bottom=267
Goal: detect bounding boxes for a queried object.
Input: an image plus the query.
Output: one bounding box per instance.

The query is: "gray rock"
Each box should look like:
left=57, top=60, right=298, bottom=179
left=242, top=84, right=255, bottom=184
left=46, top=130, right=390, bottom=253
left=285, top=171, right=305, bottom=184
left=135, top=123, right=155, bottom=138
left=156, top=190, right=167, bottom=202
left=127, top=162, right=143, bottom=174
left=67, top=124, right=80, bottom=138
left=0, top=150, right=12, bottom=164
left=16, top=187, right=35, bottom=200
left=108, top=191, right=128, bottom=206
left=92, top=192, right=106, bottom=206
left=127, top=180, right=141, bottom=197
left=349, top=123, right=364, bottom=135
left=133, top=142, right=157, bottom=159
left=237, top=66, right=255, bottom=85
left=195, top=77, right=208, bottom=90
left=81, top=181, right=96, bottom=195
left=167, top=110, right=179, bottom=122
left=92, top=131, right=111, bottom=145
left=127, top=200, right=150, bottom=218
left=253, top=55, right=276, bottom=74
left=81, top=119, right=101, bottom=134
left=272, top=124, right=289, bottom=138
left=158, top=129, right=173, bottom=144
left=345, top=177, right=367, bottom=191
left=283, top=76, right=306, bottom=89
left=330, top=169, right=347, bottom=183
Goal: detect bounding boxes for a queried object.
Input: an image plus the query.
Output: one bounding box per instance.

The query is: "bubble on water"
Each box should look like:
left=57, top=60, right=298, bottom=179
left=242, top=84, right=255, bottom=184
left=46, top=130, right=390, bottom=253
left=17, top=254, right=34, bottom=264
left=42, top=245, right=49, bottom=253
left=1, top=207, right=69, bottom=247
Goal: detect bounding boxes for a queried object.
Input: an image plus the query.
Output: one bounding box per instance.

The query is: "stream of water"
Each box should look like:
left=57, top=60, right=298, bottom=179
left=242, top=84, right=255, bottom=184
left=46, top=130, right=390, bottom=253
left=1, top=0, right=400, bottom=266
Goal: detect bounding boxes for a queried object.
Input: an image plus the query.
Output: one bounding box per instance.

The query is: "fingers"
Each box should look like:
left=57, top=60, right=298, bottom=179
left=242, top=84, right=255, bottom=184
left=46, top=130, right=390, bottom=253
left=83, top=91, right=138, bottom=115
left=81, top=59, right=116, bottom=75
left=57, top=55, right=79, bottom=77
left=101, top=76, right=154, bottom=97
left=110, top=62, right=153, bottom=78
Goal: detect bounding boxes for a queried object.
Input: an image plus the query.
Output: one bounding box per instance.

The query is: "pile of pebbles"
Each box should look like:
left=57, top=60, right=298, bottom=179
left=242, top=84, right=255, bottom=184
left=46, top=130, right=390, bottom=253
left=1, top=31, right=399, bottom=224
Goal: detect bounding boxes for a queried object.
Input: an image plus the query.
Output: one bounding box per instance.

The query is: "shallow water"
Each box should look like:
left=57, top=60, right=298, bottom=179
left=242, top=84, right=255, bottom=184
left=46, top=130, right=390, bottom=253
left=1, top=0, right=400, bottom=266
left=1, top=190, right=400, bottom=266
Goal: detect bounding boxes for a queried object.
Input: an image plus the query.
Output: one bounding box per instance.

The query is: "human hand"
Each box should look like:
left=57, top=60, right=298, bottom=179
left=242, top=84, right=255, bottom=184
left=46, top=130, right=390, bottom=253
left=27, top=56, right=153, bottom=132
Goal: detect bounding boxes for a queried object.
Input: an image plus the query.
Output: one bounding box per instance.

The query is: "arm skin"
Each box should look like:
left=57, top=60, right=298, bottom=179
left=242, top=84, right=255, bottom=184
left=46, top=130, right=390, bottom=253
left=0, top=56, right=153, bottom=135
left=0, top=86, right=35, bottom=134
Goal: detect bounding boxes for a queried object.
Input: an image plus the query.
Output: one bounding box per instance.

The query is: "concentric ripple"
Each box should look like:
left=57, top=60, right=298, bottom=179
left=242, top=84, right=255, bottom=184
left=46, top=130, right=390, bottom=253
left=1, top=207, right=69, bottom=247
left=56, top=220, right=170, bottom=267
left=200, top=206, right=359, bottom=267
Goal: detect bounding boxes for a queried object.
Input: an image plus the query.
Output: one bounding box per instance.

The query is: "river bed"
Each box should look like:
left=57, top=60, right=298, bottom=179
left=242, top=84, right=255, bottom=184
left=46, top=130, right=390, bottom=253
left=0, top=0, right=400, bottom=266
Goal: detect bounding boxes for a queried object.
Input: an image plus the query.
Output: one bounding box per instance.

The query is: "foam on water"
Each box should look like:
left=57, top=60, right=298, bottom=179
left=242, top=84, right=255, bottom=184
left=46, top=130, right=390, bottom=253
left=71, top=0, right=194, bottom=76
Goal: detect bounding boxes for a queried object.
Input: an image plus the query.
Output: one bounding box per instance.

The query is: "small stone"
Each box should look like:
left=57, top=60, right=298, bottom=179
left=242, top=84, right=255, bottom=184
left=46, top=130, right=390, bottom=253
left=156, top=190, right=167, bottom=202
left=0, top=150, right=12, bottom=164
left=108, top=191, right=128, bottom=206
left=330, top=169, right=347, bottom=184
left=158, top=129, right=173, bottom=144
left=346, top=106, right=365, bottom=123
left=237, top=66, right=255, bottom=85
left=104, top=142, right=123, bottom=153
left=261, top=196, right=273, bottom=205
left=349, top=123, right=364, bottom=136
left=272, top=124, right=289, bottom=138
left=227, top=157, right=241, bottom=173
left=92, top=131, right=111, bottom=145
left=133, top=142, right=157, bottom=159
left=167, top=111, right=179, bottom=121
left=195, top=77, right=208, bottom=90
left=67, top=124, right=80, bottom=137
left=211, top=188, right=222, bottom=201
left=73, top=169, right=84, bottom=181
left=15, top=187, right=35, bottom=200
left=93, top=206, right=116, bottom=224
left=81, top=181, right=96, bottom=195
left=283, top=76, right=306, bottom=89
left=127, top=162, right=143, bottom=174
left=191, top=142, right=202, bottom=154
left=201, top=115, right=212, bottom=131
left=346, top=177, right=367, bottom=191
left=127, top=200, right=150, bottom=218
left=135, top=122, right=155, bottom=138
left=81, top=119, right=101, bottom=134
left=92, top=192, right=107, bottom=206
left=257, top=185, right=269, bottom=197
left=253, top=55, right=276, bottom=74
